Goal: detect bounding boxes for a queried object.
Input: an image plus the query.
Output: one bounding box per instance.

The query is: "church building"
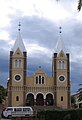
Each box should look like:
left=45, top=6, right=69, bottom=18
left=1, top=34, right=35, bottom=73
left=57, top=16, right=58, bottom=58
left=8, top=25, right=71, bottom=109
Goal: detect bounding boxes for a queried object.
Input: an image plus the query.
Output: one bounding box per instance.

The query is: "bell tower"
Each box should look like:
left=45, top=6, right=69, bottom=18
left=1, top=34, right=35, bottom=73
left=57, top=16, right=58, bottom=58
left=8, top=23, right=27, bottom=106
left=52, top=27, right=70, bottom=109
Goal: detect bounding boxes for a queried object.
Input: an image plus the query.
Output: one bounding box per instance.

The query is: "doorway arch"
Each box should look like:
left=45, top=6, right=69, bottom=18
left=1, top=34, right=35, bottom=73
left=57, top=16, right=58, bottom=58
left=46, top=93, right=54, bottom=106
left=36, top=93, right=44, bottom=106
left=26, top=93, right=34, bottom=106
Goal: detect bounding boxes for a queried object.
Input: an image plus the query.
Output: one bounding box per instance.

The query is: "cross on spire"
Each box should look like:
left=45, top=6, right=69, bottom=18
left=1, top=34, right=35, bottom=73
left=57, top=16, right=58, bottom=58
left=59, top=26, right=62, bottom=34
left=12, top=22, right=26, bottom=53
left=55, top=26, right=66, bottom=53
left=18, top=22, right=21, bottom=31
left=39, top=66, right=41, bottom=69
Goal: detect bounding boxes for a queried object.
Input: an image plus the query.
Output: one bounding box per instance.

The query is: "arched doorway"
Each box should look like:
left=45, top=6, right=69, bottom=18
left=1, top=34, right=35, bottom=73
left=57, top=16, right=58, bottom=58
left=46, top=93, right=54, bottom=106
left=26, top=93, right=34, bottom=106
left=36, top=93, right=44, bottom=106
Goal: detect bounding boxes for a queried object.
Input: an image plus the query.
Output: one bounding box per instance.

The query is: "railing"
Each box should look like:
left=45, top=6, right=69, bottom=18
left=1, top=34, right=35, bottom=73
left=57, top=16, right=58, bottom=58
left=26, top=86, right=54, bottom=92
left=8, top=86, right=70, bottom=92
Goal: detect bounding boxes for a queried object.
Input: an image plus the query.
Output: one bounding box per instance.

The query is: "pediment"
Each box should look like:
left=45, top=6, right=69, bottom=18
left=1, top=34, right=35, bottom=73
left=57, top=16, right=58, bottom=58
left=13, top=48, right=23, bottom=57
left=34, top=69, right=46, bottom=76
left=57, top=50, right=66, bottom=59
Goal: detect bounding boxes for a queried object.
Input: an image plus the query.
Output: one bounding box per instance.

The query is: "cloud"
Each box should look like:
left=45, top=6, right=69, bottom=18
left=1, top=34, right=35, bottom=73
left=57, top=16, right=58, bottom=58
left=0, top=48, right=9, bottom=87
left=7, top=15, right=58, bottom=51
left=71, top=61, right=82, bottom=93
left=27, top=58, right=52, bottom=77
left=0, top=71, right=9, bottom=87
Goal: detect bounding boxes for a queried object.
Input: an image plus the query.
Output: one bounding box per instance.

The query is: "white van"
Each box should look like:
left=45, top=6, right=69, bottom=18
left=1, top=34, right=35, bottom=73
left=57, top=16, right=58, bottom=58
left=2, top=106, right=33, bottom=118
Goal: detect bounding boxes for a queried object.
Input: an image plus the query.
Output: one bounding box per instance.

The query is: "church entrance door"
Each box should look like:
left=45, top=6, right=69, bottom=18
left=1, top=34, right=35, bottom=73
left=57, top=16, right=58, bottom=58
left=26, top=93, right=34, bottom=106
left=46, top=93, right=54, bottom=106
left=36, top=93, right=44, bottom=106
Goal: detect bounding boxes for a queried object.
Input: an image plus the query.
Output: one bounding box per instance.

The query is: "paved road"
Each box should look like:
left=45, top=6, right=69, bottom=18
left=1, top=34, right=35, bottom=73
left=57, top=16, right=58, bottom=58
left=0, top=117, right=11, bottom=120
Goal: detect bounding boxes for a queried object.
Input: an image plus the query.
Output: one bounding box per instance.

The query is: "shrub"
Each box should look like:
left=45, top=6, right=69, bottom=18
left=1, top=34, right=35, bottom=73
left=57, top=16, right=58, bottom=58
left=37, top=109, right=82, bottom=120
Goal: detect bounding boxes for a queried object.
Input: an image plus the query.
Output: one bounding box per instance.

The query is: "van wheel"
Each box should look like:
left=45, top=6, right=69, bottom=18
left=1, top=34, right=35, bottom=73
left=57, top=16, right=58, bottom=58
left=8, top=115, right=12, bottom=119
left=1, top=112, right=4, bottom=118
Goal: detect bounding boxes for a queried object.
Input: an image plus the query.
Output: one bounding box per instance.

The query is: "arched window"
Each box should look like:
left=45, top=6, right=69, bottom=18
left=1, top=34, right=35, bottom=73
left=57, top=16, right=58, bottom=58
left=58, top=61, right=62, bottom=69
left=58, top=61, right=65, bottom=69
left=59, top=61, right=61, bottom=69
left=35, top=76, right=45, bottom=84
left=19, top=60, right=21, bottom=68
left=15, top=60, right=18, bottom=68
left=42, top=77, right=44, bottom=84
left=61, top=61, right=65, bottom=69
left=62, top=61, right=64, bottom=69
left=16, top=96, right=19, bottom=101
left=14, top=59, right=22, bottom=68
left=36, top=76, right=38, bottom=84
left=39, top=76, right=41, bottom=84
left=61, top=96, right=63, bottom=101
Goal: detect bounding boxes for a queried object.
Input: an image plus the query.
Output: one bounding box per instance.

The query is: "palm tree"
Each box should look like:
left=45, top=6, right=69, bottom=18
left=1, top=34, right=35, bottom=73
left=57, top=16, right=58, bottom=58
left=0, top=85, right=6, bottom=103
left=78, top=0, right=82, bottom=11
left=77, top=86, right=82, bottom=102
left=56, top=0, right=82, bottom=11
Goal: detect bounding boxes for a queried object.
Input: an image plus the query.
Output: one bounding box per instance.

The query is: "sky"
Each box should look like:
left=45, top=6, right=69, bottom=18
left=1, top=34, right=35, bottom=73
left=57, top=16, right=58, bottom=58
left=0, top=0, right=82, bottom=94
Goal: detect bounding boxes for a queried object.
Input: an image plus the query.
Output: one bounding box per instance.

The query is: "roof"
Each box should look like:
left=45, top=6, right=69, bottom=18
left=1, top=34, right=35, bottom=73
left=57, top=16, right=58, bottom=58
left=55, top=27, right=66, bottom=54
left=12, top=30, right=26, bottom=53
left=34, top=68, right=46, bottom=75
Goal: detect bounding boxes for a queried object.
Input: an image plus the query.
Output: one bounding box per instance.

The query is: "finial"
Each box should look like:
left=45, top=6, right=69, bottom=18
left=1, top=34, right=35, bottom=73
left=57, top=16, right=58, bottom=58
left=59, top=26, right=62, bottom=33
left=39, top=66, right=41, bottom=69
left=56, top=0, right=60, bottom=1
left=18, top=22, right=21, bottom=31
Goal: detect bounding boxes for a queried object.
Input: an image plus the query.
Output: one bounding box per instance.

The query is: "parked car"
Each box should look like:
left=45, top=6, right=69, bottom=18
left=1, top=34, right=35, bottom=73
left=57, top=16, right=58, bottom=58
left=2, top=106, right=33, bottom=118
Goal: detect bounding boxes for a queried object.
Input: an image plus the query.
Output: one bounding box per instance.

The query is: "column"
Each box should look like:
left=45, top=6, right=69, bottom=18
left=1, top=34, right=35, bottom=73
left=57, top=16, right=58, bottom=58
left=34, top=99, right=36, bottom=106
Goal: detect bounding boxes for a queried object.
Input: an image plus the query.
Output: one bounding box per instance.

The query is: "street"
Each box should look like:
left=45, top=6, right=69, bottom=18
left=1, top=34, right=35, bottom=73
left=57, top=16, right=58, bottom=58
left=1, top=118, right=11, bottom=120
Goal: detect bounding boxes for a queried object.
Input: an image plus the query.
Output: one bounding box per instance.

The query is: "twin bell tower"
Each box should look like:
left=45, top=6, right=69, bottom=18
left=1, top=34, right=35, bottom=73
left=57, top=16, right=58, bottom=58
left=8, top=25, right=70, bottom=109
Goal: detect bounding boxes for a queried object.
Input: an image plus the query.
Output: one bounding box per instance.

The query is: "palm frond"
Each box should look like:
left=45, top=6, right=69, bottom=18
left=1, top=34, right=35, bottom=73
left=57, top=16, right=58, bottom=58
left=78, top=0, right=82, bottom=11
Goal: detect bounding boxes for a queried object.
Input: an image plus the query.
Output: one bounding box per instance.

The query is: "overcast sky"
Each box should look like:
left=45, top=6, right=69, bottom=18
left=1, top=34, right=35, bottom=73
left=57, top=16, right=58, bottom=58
left=0, top=0, right=82, bottom=94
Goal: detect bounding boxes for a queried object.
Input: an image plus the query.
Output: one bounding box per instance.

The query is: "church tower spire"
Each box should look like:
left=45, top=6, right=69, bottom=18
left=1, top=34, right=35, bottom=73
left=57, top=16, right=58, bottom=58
left=12, top=22, right=26, bottom=53
left=55, top=27, right=66, bottom=54
left=8, top=23, right=27, bottom=106
left=52, top=27, right=70, bottom=109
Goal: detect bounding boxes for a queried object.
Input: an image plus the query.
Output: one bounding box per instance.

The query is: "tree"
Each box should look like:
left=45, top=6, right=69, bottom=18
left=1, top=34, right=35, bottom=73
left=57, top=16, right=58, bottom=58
left=0, top=85, right=6, bottom=103
left=71, top=96, right=75, bottom=104
left=71, top=96, right=77, bottom=108
left=78, top=0, right=82, bottom=11
left=77, top=87, right=82, bottom=101
left=63, top=114, right=71, bottom=120
left=56, top=0, right=82, bottom=11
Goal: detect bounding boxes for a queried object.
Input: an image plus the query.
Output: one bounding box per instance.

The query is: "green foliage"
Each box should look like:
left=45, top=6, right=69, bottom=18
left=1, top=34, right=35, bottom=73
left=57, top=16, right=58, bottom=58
left=71, top=96, right=75, bottom=104
left=0, top=94, right=3, bottom=103
left=77, top=87, right=82, bottom=102
left=56, top=0, right=82, bottom=11
left=78, top=0, right=82, bottom=11
left=0, top=85, right=6, bottom=103
left=37, top=109, right=82, bottom=120
left=78, top=92, right=82, bottom=101
left=63, top=114, right=71, bottom=120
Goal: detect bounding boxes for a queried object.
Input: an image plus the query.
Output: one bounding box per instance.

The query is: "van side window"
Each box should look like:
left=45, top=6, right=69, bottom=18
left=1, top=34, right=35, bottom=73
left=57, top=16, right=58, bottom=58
left=23, top=108, right=30, bottom=111
left=15, top=108, right=21, bottom=111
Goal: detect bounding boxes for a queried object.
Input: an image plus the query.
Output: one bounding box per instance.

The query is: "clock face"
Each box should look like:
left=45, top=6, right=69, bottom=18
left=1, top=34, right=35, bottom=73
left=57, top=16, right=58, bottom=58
left=59, top=75, right=65, bottom=82
left=14, top=74, right=21, bottom=81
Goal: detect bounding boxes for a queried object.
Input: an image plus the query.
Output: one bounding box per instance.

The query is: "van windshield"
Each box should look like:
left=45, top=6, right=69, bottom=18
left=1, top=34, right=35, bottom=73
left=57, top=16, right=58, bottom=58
left=7, top=108, right=13, bottom=111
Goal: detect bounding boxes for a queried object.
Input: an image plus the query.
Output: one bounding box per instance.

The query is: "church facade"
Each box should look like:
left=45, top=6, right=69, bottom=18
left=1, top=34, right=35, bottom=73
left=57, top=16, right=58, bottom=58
left=8, top=27, right=71, bottom=109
